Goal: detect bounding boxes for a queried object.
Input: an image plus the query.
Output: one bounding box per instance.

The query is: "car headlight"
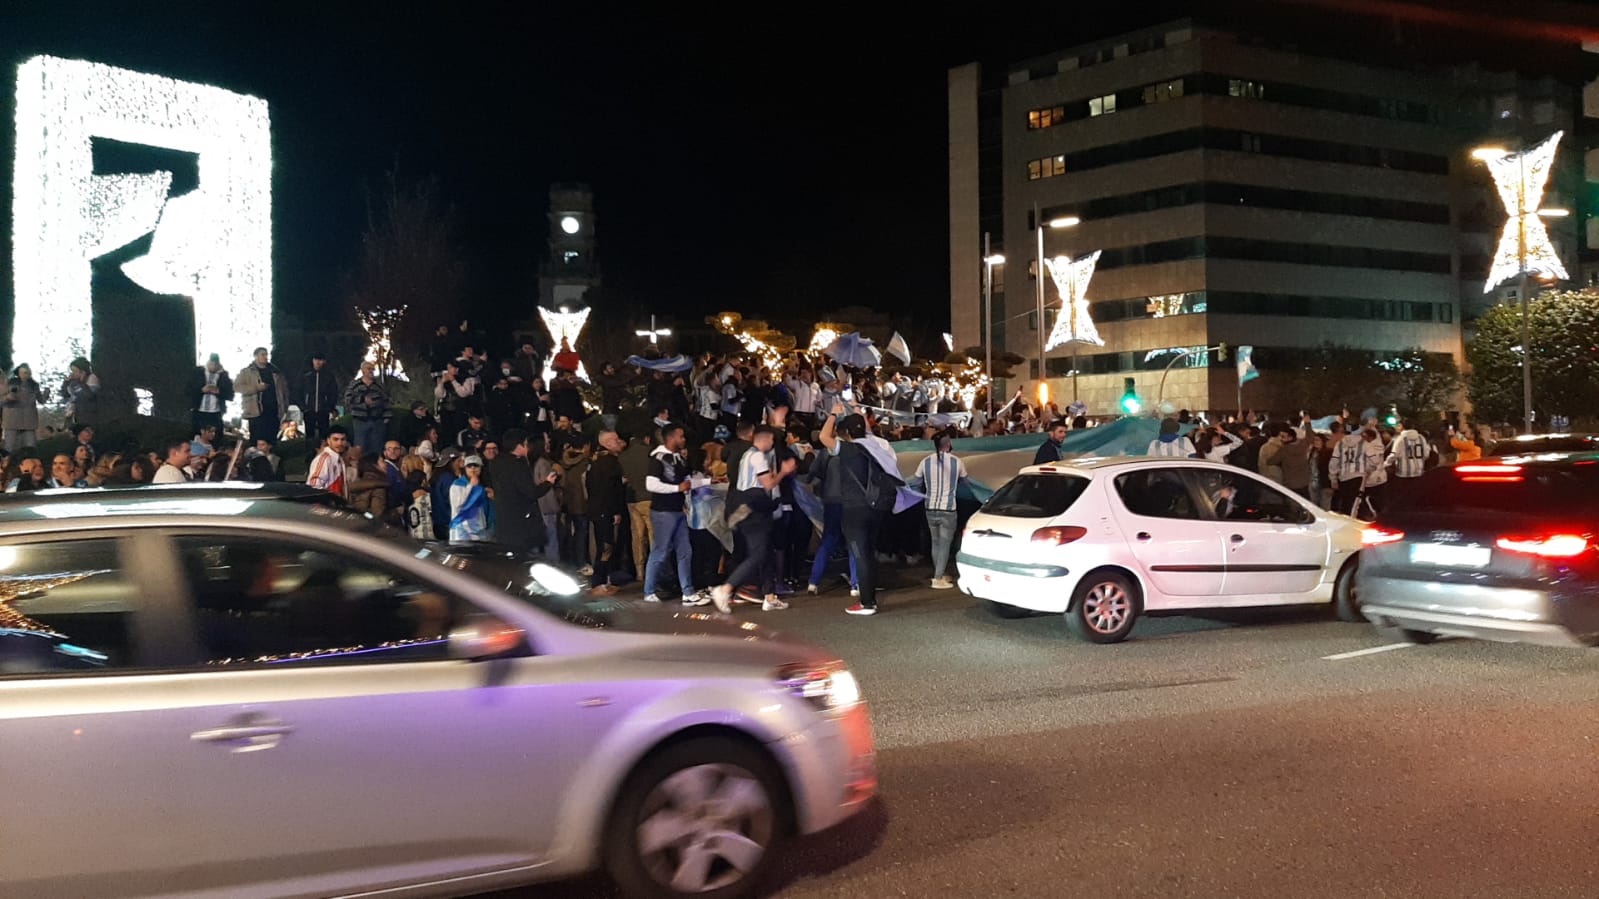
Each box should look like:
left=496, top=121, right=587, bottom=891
left=527, top=562, right=582, bottom=597
left=777, top=662, right=862, bottom=711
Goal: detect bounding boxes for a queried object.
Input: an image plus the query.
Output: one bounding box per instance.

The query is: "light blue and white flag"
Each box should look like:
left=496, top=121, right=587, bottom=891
left=886, top=331, right=912, bottom=366
left=1236, top=344, right=1259, bottom=386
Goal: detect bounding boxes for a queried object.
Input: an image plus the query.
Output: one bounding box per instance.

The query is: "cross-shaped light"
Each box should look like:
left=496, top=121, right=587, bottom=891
left=1475, top=131, right=1568, bottom=293
left=635, top=313, right=672, bottom=345
left=1043, top=251, right=1104, bottom=350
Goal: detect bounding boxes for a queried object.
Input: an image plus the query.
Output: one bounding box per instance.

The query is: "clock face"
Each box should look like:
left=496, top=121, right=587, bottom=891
left=560, top=215, right=580, bottom=235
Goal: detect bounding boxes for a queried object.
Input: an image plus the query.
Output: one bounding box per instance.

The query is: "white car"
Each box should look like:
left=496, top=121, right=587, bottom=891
left=956, top=458, right=1365, bottom=642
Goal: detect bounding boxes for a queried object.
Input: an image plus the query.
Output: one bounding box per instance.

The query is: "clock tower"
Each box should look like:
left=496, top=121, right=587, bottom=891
left=539, top=183, right=600, bottom=309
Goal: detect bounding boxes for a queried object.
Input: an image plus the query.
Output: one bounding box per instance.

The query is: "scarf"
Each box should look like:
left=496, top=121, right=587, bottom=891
left=449, top=476, right=489, bottom=529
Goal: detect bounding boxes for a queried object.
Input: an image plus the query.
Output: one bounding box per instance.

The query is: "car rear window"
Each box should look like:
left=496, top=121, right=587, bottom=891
left=1398, top=464, right=1599, bottom=516
left=1490, top=436, right=1599, bottom=456
left=980, top=474, right=1090, bottom=518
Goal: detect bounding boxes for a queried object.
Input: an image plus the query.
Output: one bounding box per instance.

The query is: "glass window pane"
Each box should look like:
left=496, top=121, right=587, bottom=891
left=1115, top=470, right=1200, bottom=520
left=175, top=538, right=461, bottom=668
left=1, top=539, right=135, bottom=675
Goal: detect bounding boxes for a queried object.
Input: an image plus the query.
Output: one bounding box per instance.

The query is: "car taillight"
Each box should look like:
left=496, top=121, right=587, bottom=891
left=1456, top=463, right=1523, bottom=483
left=1494, top=534, right=1591, bottom=559
left=1361, top=526, right=1405, bottom=546
left=1032, top=525, right=1087, bottom=545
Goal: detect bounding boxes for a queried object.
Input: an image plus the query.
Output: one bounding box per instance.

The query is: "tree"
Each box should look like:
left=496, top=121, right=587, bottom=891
left=1382, top=347, right=1462, bottom=421
left=341, top=168, right=468, bottom=361
left=1263, top=343, right=1394, bottom=415
left=1466, top=289, right=1599, bottom=426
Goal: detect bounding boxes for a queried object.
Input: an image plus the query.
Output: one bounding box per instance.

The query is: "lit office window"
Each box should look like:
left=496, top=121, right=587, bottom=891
left=1028, top=105, right=1065, bottom=129
left=1089, top=93, right=1118, bottom=116
left=1228, top=79, right=1265, bottom=100
left=1142, top=80, right=1185, bottom=105
left=1027, top=155, right=1066, bottom=180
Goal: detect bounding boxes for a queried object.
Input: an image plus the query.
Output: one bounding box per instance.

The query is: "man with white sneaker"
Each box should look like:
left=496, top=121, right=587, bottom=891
left=713, top=426, right=797, bottom=613
left=643, top=423, right=710, bottom=606
left=909, top=430, right=968, bottom=590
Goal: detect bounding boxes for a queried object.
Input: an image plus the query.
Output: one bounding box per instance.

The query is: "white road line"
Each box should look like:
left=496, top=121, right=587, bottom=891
left=1322, top=643, right=1416, bottom=661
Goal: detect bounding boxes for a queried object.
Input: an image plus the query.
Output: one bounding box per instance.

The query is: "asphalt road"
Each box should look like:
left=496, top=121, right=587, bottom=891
left=510, top=569, right=1599, bottom=899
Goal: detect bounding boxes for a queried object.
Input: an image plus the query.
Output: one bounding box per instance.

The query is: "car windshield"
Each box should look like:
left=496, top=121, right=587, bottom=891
left=1396, top=464, right=1599, bottom=518
left=981, top=474, right=1090, bottom=518
left=1490, top=436, right=1599, bottom=455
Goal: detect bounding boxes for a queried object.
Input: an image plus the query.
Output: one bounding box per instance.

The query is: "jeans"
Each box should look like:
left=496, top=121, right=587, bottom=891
left=927, top=510, right=958, bottom=579
left=809, top=504, right=858, bottom=588
left=645, top=511, right=694, bottom=597
left=842, top=508, right=883, bottom=608
left=541, top=512, right=561, bottom=559
left=723, top=515, right=773, bottom=596
left=628, top=500, right=654, bottom=580
left=352, top=418, right=386, bottom=457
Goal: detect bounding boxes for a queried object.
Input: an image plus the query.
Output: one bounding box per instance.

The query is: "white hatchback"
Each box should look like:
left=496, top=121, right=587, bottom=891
left=956, top=458, right=1366, bottom=642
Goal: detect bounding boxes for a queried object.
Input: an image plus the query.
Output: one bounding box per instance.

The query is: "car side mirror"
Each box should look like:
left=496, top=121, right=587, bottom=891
left=447, top=617, right=527, bottom=661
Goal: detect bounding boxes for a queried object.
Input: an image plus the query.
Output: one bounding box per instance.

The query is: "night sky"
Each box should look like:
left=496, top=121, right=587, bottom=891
left=1, top=0, right=1595, bottom=340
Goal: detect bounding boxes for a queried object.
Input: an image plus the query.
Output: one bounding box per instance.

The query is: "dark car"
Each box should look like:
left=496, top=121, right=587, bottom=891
left=1489, top=433, right=1599, bottom=456
left=1357, top=454, right=1599, bottom=647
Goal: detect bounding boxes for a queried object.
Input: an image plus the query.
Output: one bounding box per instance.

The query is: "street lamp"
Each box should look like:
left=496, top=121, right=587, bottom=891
left=1472, top=133, right=1568, bottom=435
left=982, top=232, right=1005, bottom=418
left=1033, top=204, right=1079, bottom=402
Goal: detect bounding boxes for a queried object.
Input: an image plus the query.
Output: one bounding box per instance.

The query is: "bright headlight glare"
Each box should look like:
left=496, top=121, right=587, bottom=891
left=777, top=663, right=862, bottom=711
left=529, top=562, right=582, bottom=597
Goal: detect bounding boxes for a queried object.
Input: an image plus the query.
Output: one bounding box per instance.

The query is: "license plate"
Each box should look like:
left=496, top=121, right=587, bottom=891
left=1410, top=543, right=1491, bottom=568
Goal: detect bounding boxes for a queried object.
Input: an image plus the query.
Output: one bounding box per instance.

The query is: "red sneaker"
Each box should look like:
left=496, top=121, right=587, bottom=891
left=844, top=603, right=877, bottom=616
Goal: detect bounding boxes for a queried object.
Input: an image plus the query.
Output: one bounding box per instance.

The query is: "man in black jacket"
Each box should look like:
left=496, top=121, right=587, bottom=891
left=299, top=353, right=341, bottom=454
left=586, top=431, right=628, bottom=595
left=487, top=429, right=559, bottom=557
left=190, top=353, right=234, bottom=435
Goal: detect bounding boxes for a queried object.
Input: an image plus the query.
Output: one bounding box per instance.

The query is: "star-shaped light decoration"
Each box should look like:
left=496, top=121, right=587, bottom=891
left=539, top=306, right=591, bottom=382
left=1043, top=251, right=1104, bottom=350
left=1480, top=131, right=1567, bottom=293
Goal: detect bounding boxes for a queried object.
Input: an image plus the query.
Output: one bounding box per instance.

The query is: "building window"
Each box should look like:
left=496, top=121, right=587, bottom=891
left=1239, top=133, right=1263, bottom=153
left=1089, top=93, right=1118, bottom=116
left=1027, top=155, right=1066, bottom=181
left=563, top=251, right=580, bottom=265
left=1142, top=80, right=1184, bottom=105
left=1028, top=105, right=1065, bottom=130
left=1228, top=79, right=1265, bottom=100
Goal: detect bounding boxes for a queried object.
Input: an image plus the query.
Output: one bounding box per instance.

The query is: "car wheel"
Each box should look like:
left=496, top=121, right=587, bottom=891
left=1333, top=558, right=1362, bottom=623
left=1066, top=572, right=1139, bottom=643
left=605, top=737, right=788, bottom=899
left=986, top=600, right=1030, bottom=619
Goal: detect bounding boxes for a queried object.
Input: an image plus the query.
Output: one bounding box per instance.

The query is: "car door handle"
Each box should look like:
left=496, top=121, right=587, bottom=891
left=1136, top=532, right=1152, bottom=542
left=192, top=714, right=293, bottom=753
left=1230, top=534, right=1246, bottom=544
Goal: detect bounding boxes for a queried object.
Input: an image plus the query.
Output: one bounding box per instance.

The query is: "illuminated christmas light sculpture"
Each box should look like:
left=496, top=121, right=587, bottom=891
left=359, top=306, right=408, bottom=381
left=539, top=306, right=590, bottom=381
left=1043, top=251, right=1103, bottom=350
left=13, top=55, right=272, bottom=391
left=1480, top=132, right=1567, bottom=292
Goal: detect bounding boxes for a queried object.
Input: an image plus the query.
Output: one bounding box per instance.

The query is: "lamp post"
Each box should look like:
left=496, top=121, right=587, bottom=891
left=1473, top=138, right=1568, bottom=434
left=1032, top=203, right=1080, bottom=401
left=982, top=233, right=1004, bottom=418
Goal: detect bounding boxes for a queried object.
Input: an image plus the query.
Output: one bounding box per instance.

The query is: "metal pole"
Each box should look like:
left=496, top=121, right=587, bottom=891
left=1034, top=203, right=1046, bottom=386
left=1518, top=152, right=1533, bottom=435
left=983, top=231, right=994, bottom=419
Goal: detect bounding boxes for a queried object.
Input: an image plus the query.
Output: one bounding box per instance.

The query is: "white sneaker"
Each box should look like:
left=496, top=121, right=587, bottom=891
left=806, top=583, right=819, bottom=595
left=711, top=585, right=734, bottom=614
left=683, top=590, right=712, bottom=607
left=643, top=593, right=662, bottom=603
left=762, top=595, right=789, bottom=611
left=930, top=577, right=954, bottom=590
left=850, top=588, right=860, bottom=598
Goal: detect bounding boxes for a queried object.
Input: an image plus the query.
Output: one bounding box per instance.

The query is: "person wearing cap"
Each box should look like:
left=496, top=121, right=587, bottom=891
left=189, top=353, right=234, bottom=436
left=298, top=352, right=342, bottom=456
left=448, top=454, right=491, bottom=543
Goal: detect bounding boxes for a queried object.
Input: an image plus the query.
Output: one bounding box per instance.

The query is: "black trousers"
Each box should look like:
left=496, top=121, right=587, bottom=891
left=303, top=410, right=332, bottom=451
left=591, top=514, right=618, bottom=587
left=724, top=515, right=774, bottom=595
left=842, top=508, right=884, bottom=608
left=1332, top=478, right=1364, bottom=517
left=691, top=528, right=724, bottom=591
left=250, top=410, right=281, bottom=446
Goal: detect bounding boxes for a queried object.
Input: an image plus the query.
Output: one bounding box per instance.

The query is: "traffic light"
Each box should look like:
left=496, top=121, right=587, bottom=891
left=1120, top=377, right=1142, bottom=415
left=1216, top=343, right=1229, bottom=363
left=1383, top=406, right=1399, bottom=428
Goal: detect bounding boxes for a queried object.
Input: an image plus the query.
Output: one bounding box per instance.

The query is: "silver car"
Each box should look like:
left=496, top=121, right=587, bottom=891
left=0, top=485, right=876, bottom=898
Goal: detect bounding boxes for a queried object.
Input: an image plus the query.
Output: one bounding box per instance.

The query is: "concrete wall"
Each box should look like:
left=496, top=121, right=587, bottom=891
left=948, top=64, right=983, bottom=353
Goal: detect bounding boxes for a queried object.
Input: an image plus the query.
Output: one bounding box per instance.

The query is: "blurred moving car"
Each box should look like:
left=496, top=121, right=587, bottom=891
left=0, top=491, right=874, bottom=899
left=1488, top=433, right=1599, bottom=456
left=956, top=458, right=1365, bottom=643
left=1358, top=455, right=1599, bottom=647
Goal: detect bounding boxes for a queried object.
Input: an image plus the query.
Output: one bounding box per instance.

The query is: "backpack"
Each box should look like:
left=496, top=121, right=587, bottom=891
left=845, top=449, right=903, bottom=513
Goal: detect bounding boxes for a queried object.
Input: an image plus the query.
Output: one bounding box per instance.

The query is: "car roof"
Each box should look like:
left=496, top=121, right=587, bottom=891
left=1018, top=456, right=1238, bottom=477
left=0, top=483, right=363, bottom=533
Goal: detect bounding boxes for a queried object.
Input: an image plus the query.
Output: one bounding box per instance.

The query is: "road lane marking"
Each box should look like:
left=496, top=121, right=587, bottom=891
left=1322, top=643, right=1415, bottom=661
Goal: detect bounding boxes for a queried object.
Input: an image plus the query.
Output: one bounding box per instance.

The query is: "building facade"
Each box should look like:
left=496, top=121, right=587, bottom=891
left=950, top=19, right=1586, bottom=415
